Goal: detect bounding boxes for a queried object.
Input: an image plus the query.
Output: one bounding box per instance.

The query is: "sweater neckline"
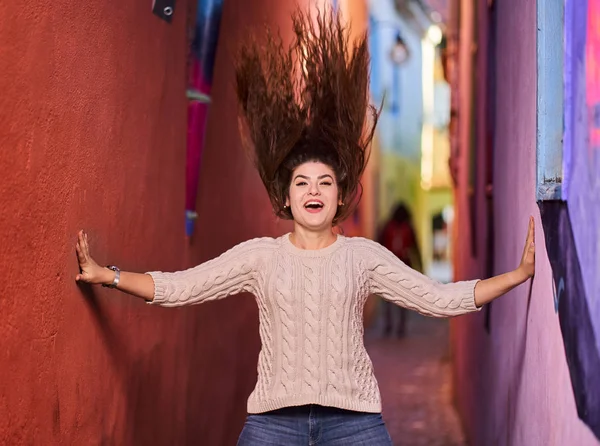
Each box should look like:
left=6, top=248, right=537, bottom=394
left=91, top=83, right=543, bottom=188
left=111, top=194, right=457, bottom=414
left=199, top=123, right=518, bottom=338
left=282, top=232, right=346, bottom=257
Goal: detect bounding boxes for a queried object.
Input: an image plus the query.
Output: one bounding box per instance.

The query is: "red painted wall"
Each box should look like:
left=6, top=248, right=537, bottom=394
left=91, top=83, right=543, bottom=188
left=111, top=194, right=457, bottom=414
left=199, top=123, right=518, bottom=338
left=0, top=0, right=310, bottom=444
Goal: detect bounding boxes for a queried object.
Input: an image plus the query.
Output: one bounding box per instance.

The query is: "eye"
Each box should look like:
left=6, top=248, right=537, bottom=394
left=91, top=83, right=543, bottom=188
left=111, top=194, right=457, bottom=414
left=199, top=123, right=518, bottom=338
left=295, top=181, right=307, bottom=186
left=320, top=181, right=332, bottom=186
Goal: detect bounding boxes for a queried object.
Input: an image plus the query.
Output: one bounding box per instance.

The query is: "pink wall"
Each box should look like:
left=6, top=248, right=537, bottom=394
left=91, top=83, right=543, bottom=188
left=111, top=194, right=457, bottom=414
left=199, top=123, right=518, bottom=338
left=450, top=0, right=599, bottom=444
left=0, top=0, right=317, bottom=444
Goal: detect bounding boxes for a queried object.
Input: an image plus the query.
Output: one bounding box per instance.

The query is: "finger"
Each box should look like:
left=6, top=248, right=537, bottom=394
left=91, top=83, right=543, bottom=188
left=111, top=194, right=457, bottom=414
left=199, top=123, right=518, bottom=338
left=78, top=232, right=88, bottom=257
left=77, top=235, right=87, bottom=259
left=525, top=220, right=534, bottom=245
left=75, top=243, right=85, bottom=263
left=82, top=232, right=91, bottom=257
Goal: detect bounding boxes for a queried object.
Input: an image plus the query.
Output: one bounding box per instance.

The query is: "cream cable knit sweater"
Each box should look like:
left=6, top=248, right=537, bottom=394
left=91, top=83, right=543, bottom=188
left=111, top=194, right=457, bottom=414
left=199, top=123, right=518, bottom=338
left=147, top=233, right=480, bottom=414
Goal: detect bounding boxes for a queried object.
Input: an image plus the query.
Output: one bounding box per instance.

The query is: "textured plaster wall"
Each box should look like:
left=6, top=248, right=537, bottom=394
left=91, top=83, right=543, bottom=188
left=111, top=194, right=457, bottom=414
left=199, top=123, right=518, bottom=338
left=450, top=0, right=599, bottom=444
left=0, top=0, right=314, bottom=444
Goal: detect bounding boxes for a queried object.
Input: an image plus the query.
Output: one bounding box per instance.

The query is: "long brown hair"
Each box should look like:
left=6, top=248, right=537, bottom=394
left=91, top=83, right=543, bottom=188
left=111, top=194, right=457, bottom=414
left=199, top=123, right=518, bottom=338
left=235, top=6, right=379, bottom=224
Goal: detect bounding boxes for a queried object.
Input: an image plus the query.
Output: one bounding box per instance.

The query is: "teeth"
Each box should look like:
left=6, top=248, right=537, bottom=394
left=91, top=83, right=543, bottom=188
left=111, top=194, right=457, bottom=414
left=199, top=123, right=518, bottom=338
left=305, top=201, right=323, bottom=208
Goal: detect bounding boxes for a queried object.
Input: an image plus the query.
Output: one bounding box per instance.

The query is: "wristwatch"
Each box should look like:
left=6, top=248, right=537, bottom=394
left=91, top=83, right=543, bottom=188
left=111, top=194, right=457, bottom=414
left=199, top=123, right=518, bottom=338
left=102, top=265, right=121, bottom=289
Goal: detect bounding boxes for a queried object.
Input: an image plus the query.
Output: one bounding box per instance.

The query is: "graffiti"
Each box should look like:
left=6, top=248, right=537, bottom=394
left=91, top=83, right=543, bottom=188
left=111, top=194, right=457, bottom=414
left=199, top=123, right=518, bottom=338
left=587, top=0, right=600, bottom=164
left=539, top=202, right=600, bottom=439
left=549, top=0, right=600, bottom=438
left=552, top=275, right=565, bottom=313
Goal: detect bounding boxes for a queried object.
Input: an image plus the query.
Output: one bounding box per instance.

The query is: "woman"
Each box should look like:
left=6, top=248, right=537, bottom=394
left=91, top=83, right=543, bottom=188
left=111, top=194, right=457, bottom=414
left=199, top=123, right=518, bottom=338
left=75, top=7, right=535, bottom=445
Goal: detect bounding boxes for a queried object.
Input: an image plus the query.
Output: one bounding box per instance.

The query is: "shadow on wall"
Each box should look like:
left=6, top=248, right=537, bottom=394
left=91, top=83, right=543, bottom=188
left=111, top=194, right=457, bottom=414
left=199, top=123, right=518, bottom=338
left=79, top=285, right=169, bottom=445
left=539, top=201, right=600, bottom=440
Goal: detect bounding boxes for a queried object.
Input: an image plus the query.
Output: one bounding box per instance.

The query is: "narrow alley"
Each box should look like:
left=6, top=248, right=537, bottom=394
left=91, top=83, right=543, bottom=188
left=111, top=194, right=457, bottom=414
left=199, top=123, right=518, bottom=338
left=368, top=315, right=466, bottom=446
left=2, top=0, right=600, bottom=444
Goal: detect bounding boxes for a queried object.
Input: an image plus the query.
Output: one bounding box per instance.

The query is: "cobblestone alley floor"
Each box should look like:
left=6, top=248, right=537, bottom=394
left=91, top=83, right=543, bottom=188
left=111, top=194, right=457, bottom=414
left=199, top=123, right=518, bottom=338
left=366, top=313, right=467, bottom=446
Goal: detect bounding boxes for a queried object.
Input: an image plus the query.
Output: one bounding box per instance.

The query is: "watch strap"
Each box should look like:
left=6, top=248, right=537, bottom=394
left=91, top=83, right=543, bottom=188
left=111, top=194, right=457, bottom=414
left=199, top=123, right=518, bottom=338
left=102, top=265, right=121, bottom=288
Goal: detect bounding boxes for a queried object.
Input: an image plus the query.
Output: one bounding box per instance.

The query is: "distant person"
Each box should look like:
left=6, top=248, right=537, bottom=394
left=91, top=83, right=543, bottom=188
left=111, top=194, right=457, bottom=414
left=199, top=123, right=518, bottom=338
left=75, top=6, right=536, bottom=445
left=378, top=203, right=423, bottom=337
left=432, top=213, right=449, bottom=261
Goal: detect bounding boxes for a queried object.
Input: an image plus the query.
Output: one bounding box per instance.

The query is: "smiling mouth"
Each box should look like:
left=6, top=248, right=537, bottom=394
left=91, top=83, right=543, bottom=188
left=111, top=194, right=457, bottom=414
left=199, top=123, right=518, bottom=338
left=303, top=201, right=324, bottom=213
left=304, top=201, right=324, bottom=210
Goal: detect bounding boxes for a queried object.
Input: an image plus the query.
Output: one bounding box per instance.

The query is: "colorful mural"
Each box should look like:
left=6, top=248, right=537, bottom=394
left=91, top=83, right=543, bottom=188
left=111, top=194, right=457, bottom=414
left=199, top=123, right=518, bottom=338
left=587, top=0, right=600, bottom=174
left=540, top=202, right=600, bottom=439
left=185, top=0, right=224, bottom=237
left=551, top=0, right=600, bottom=438
left=564, top=0, right=600, bottom=345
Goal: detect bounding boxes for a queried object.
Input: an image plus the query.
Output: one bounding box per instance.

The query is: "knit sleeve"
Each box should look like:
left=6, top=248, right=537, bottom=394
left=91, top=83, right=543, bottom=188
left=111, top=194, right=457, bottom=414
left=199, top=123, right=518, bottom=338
left=360, top=239, right=481, bottom=317
left=145, top=238, right=270, bottom=307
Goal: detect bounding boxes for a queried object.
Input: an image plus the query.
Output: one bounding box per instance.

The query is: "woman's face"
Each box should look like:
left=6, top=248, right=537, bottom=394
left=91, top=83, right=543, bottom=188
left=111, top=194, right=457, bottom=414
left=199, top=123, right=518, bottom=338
left=286, top=161, right=342, bottom=232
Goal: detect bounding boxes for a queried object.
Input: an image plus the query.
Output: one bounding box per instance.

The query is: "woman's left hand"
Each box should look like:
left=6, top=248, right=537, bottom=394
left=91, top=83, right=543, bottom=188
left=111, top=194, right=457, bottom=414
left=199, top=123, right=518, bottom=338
left=518, top=216, right=536, bottom=279
left=473, top=217, right=536, bottom=307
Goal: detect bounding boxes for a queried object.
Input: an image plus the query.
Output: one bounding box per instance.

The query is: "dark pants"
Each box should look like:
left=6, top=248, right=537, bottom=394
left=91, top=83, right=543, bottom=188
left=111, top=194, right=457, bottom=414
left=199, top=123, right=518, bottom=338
left=381, top=299, right=407, bottom=337
left=237, top=405, right=393, bottom=446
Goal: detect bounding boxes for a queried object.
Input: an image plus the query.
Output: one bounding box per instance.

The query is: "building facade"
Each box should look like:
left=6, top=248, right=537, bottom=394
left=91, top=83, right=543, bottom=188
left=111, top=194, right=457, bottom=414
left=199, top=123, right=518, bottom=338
left=0, top=0, right=371, bottom=443
left=447, top=0, right=600, bottom=444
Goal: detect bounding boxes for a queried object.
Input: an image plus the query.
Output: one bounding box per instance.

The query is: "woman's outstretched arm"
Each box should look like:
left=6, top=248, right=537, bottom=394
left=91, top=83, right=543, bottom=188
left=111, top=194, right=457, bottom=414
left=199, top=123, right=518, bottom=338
left=75, top=230, right=270, bottom=306
left=365, top=217, right=536, bottom=317
left=75, top=230, right=155, bottom=301
left=474, top=216, right=536, bottom=307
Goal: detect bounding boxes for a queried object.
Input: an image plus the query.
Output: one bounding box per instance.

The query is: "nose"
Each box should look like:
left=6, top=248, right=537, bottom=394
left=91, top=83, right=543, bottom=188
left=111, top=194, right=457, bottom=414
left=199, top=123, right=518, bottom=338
left=308, top=182, right=320, bottom=195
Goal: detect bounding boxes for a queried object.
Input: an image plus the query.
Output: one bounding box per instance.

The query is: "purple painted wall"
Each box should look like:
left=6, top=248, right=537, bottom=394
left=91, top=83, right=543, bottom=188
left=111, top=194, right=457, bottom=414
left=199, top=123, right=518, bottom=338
left=450, top=0, right=600, bottom=444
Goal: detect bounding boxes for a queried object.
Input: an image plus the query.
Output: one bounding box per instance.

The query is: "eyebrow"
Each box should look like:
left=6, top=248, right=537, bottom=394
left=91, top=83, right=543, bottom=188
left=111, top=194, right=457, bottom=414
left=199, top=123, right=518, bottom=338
left=293, top=174, right=334, bottom=181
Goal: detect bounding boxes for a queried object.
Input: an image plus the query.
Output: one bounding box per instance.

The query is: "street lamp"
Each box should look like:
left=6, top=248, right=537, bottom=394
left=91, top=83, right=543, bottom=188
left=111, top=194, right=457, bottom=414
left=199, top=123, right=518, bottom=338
left=390, top=32, right=410, bottom=65
left=370, top=18, right=411, bottom=65
left=369, top=18, right=410, bottom=116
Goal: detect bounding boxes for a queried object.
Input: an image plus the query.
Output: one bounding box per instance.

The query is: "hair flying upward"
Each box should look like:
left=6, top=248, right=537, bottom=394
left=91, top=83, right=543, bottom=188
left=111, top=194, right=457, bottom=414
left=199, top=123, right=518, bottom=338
left=234, top=6, right=379, bottom=224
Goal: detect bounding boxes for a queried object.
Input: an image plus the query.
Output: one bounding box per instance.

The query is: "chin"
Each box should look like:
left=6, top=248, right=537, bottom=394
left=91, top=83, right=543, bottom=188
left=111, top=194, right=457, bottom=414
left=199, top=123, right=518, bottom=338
left=299, top=216, right=335, bottom=231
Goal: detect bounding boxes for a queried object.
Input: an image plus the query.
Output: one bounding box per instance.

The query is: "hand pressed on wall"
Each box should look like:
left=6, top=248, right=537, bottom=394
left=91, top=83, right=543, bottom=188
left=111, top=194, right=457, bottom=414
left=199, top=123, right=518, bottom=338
left=74, top=230, right=155, bottom=300
left=75, top=230, right=112, bottom=284
left=518, top=216, right=536, bottom=279
left=473, top=216, right=536, bottom=307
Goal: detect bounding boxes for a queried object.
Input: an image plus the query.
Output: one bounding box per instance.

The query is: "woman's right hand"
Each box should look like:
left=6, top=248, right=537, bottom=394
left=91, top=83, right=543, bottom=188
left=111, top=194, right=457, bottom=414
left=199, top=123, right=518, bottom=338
left=75, top=230, right=111, bottom=285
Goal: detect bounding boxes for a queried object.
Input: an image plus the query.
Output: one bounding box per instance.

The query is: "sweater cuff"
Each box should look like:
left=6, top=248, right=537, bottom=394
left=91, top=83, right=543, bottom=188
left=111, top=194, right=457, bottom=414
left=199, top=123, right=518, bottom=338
left=460, top=279, right=482, bottom=312
left=144, top=272, right=168, bottom=305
